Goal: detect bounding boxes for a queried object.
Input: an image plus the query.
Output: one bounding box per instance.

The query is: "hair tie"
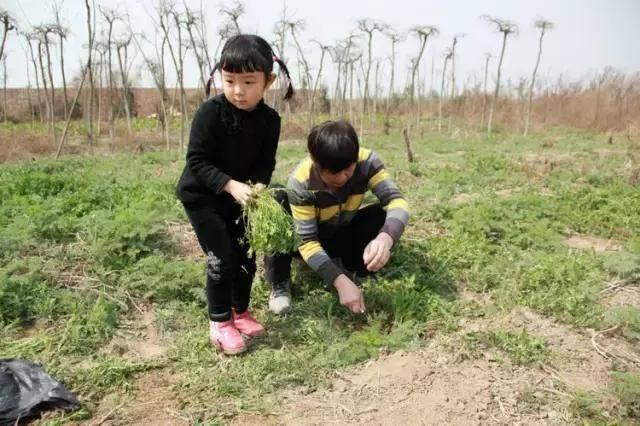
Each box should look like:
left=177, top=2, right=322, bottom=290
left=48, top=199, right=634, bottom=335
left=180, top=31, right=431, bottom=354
left=273, top=55, right=280, bottom=62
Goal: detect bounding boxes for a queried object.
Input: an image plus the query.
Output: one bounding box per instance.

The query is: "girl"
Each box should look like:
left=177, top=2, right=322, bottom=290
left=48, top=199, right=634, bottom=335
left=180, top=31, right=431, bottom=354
left=176, top=34, right=293, bottom=355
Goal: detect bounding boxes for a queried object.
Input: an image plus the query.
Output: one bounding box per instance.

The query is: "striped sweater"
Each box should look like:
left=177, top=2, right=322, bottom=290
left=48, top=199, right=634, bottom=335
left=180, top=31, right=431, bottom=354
left=287, top=148, right=410, bottom=285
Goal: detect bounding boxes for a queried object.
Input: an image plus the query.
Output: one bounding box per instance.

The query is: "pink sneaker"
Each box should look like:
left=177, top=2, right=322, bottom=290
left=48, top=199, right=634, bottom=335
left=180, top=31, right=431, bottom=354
left=232, top=310, right=265, bottom=338
left=209, top=320, right=246, bottom=355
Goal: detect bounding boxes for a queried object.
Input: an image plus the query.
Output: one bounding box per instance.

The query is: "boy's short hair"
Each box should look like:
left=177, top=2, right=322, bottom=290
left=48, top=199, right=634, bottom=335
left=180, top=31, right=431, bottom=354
left=307, top=120, right=359, bottom=173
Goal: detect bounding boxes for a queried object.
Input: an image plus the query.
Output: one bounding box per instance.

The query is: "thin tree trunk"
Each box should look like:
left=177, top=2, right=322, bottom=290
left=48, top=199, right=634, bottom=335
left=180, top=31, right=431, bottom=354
left=308, top=46, right=326, bottom=128
left=2, top=54, right=7, bottom=123
left=372, top=59, right=379, bottom=121
left=26, top=38, right=44, bottom=122
left=481, top=55, right=490, bottom=128
left=24, top=49, right=35, bottom=125
left=332, top=60, right=342, bottom=116
left=56, top=64, right=88, bottom=158
left=438, top=55, right=450, bottom=133
left=43, top=36, right=56, bottom=140
left=96, top=51, right=103, bottom=136
left=524, top=28, right=546, bottom=136
left=58, top=33, right=68, bottom=118
left=116, top=42, right=132, bottom=135
left=402, top=125, right=415, bottom=162
left=105, top=19, right=115, bottom=149
left=37, top=41, right=52, bottom=133
left=85, top=0, right=95, bottom=147
left=488, top=32, right=508, bottom=134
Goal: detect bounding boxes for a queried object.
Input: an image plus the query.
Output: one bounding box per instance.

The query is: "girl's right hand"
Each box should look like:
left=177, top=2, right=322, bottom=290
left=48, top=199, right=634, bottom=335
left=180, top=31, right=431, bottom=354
left=223, top=180, right=252, bottom=206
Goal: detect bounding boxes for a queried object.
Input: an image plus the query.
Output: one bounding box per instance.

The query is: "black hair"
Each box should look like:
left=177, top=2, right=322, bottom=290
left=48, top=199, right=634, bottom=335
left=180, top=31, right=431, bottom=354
left=308, top=120, right=360, bottom=173
left=206, top=34, right=294, bottom=100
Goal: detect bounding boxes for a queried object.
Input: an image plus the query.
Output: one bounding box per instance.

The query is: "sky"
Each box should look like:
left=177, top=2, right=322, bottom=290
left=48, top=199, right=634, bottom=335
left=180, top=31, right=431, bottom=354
left=2, top=0, right=639, bottom=95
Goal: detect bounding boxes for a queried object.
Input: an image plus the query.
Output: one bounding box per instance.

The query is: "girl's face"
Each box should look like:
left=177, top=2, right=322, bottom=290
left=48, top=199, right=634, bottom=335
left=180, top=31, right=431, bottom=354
left=221, top=70, right=276, bottom=111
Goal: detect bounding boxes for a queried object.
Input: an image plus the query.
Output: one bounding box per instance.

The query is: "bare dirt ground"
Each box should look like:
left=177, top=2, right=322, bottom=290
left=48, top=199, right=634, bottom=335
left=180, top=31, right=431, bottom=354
left=230, top=308, right=639, bottom=425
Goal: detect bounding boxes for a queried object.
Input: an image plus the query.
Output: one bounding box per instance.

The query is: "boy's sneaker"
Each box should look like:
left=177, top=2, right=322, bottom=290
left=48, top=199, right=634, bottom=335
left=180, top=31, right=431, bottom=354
left=268, top=280, right=292, bottom=314
left=209, top=320, right=246, bottom=355
left=232, top=310, right=265, bottom=338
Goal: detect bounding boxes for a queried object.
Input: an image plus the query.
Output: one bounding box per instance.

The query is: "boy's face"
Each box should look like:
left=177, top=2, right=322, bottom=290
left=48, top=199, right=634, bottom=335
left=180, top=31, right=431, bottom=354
left=317, top=162, right=357, bottom=190
left=221, top=70, right=276, bottom=111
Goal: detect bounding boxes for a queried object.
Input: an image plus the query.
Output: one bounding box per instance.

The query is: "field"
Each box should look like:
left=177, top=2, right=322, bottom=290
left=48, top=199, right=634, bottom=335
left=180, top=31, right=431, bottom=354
left=1, top=121, right=639, bottom=424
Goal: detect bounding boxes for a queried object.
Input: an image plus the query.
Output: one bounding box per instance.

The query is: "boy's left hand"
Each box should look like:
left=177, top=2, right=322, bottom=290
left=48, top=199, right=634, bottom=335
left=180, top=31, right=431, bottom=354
left=363, top=232, right=393, bottom=272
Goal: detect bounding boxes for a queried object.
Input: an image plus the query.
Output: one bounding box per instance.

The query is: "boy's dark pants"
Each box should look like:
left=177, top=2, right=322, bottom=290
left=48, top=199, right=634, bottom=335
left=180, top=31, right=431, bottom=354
left=182, top=199, right=255, bottom=322
left=264, top=188, right=386, bottom=286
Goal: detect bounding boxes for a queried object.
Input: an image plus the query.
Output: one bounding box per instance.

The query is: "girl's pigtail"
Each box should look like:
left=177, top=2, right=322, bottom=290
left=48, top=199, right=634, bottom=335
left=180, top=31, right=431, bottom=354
left=273, top=56, right=294, bottom=100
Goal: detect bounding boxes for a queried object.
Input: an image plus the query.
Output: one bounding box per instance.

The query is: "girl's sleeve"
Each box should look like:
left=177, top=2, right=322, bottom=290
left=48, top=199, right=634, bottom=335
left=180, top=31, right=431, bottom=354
left=185, top=102, right=232, bottom=194
left=250, top=114, right=281, bottom=185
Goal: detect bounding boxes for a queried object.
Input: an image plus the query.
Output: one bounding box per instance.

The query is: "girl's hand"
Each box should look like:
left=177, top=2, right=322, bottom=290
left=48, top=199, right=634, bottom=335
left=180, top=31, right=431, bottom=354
left=223, top=180, right=252, bottom=206
left=333, top=274, right=366, bottom=314
left=363, top=232, right=393, bottom=272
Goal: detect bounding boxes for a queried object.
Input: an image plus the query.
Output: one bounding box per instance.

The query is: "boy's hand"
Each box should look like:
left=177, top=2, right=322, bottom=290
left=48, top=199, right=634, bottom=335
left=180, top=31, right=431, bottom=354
left=333, top=274, right=366, bottom=314
left=363, top=232, right=393, bottom=272
left=223, top=180, right=252, bottom=206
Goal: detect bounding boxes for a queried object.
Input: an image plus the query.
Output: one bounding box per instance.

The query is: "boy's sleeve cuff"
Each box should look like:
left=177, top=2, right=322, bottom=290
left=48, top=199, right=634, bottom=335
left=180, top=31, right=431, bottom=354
left=380, top=218, right=405, bottom=242
left=318, top=261, right=344, bottom=288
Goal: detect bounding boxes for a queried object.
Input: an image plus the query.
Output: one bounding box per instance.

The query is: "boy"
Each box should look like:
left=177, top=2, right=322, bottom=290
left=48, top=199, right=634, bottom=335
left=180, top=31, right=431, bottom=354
left=265, top=120, right=410, bottom=314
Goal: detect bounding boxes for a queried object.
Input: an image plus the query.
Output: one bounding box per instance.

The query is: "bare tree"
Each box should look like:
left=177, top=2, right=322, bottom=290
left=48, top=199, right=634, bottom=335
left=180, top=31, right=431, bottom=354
left=23, top=47, right=36, bottom=123
left=384, top=30, right=404, bottom=113
left=183, top=3, right=208, bottom=95
left=481, top=52, right=491, bottom=127
left=219, top=1, right=243, bottom=34
left=438, top=48, right=452, bottom=132
left=85, top=0, right=96, bottom=145
left=409, top=25, right=438, bottom=101
left=524, top=18, right=554, bottom=135
left=99, top=6, right=120, bottom=148
left=357, top=19, right=386, bottom=113
left=482, top=15, right=518, bottom=134
left=308, top=40, right=330, bottom=127
left=161, top=2, right=190, bottom=151
left=24, top=32, right=44, bottom=122
left=34, top=25, right=57, bottom=134
left=52, top=2, right=70, bottom=118
left=195, top=1, right=212, bottom=71
left=448, top=34, right=463, bottom=130
left=94, top=39, right=106, bottom=136
left=272, top=3, right=289, bottom=112
left=0, top=9, right=17, bottom=67
left=286, top=19, right=311, bottom=91
left=115, top=36, right=133, bottom=135
left=449, top=34, right=463, bottom=100
left=1, top=53, right=6, bottom=123
left=130, top=12, right=171, bottom=149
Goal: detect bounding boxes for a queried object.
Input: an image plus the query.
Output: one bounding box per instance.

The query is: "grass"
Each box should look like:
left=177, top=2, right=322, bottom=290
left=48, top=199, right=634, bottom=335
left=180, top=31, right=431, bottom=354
left=463, top=329, right=551, bottom=366
left=1, top=122, right=639, bottom=422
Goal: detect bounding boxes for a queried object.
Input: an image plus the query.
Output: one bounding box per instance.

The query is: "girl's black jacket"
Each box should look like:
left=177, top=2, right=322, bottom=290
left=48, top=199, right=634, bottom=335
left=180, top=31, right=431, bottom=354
left=176, top=94, right=281, bottom=205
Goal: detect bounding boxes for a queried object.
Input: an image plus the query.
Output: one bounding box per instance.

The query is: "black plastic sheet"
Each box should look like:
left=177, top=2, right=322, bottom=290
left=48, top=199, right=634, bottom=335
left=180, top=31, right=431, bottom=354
left=0, top=359, right=80, bottom=425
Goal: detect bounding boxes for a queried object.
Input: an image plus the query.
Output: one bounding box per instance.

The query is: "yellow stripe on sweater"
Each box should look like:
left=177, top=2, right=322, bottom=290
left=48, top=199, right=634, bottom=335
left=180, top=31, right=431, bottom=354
left=368, top=169, right=391, bottom=189
left=299, top=241, right=323, bottom=261
left=358, top=148, right=372, bottom=162
left=343, top=193, right=364, bottom=211
left=386, top=197, right=410, bottom=212
left=291, top=204, right=316, bottom=221
left=293, top=157, right=313, bottom=182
